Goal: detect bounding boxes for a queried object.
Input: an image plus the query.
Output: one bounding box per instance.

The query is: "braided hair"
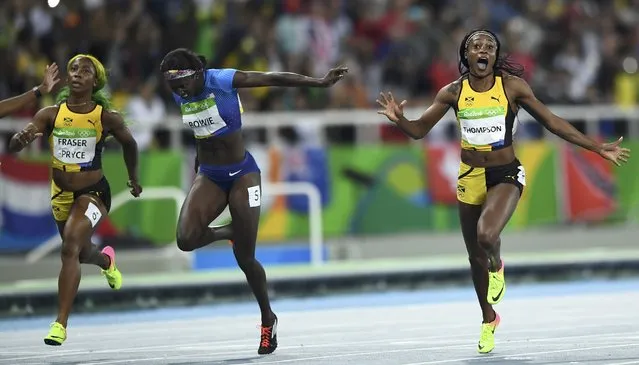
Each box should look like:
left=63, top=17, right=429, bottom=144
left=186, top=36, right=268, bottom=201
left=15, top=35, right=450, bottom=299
left=458, top=29, right=524, bottom=77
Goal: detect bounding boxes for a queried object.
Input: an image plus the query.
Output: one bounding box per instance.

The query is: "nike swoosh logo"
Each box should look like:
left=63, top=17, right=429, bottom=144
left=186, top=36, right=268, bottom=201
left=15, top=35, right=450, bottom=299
left=50, top=335, right=64, bottom=339
left=492, top=286, right=504, bottom=302
left=229, top=170, right=242, bottom=176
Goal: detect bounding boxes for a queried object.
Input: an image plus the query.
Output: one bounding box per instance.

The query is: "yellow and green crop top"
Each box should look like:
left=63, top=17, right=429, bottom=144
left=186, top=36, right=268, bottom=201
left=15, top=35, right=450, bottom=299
left=49, top=102, right=105, bottom=172
left=454, top=74, right=517, bottom=151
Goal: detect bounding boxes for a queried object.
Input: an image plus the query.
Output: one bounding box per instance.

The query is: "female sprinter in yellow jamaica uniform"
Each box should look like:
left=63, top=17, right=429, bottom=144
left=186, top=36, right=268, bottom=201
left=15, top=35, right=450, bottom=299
left=8, top=54, right=143, bottom=346
left=377, top=29, right=630, bottom=354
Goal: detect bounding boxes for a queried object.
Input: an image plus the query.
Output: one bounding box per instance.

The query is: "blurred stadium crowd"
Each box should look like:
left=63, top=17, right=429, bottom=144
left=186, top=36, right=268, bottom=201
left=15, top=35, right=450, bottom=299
left=0, top=0, right=638, bottom=148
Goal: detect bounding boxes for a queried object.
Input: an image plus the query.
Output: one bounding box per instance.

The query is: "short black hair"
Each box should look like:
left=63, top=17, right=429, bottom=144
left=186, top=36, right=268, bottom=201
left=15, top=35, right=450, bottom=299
left=458, top=29, right=524, bottom=78
left=160, top=48, right=208, bottom=72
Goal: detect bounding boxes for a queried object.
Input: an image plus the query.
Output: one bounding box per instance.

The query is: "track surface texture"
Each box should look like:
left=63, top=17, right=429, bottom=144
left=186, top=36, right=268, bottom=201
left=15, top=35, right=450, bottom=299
left=1, top=279, right=638, bottom=365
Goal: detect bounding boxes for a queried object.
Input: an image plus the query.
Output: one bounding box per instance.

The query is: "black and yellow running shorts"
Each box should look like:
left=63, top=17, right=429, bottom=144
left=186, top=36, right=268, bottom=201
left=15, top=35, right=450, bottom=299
left=456, top=158, right=526, bottom=205
left=51, top=176, right=112, bottom=222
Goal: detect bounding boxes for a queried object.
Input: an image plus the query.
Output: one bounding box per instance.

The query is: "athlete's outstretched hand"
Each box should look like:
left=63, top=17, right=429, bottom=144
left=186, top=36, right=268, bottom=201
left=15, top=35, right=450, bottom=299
left=39, top=63, right=60, bottom=94
left=599, top=137, right=631, bottom=166
left=321, top=66, right=348, bottom=87
left=15, top=124, right=43, bottom=147
left=376, top=92, right=407, bottom=123
left=127, top=179, right=143, bottom=198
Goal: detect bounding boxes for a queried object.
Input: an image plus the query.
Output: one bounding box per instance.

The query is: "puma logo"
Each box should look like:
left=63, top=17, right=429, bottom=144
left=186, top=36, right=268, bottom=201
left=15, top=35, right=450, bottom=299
left=87, top=119, right=96, bottom=126
left=491, top=96, right=500, bottom=103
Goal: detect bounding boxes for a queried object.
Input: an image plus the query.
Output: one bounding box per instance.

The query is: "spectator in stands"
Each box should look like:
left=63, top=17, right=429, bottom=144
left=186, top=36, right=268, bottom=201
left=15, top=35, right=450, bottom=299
left=126, top=77, right=166, bottom=151
left=0, top=0, right=637, bottom=148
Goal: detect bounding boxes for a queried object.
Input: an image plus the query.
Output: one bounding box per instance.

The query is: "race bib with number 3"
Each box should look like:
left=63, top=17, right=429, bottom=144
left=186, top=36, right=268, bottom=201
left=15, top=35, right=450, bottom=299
left=248, top=186, right=261, bottom=208
left=85, top=202, right=102, bottom=227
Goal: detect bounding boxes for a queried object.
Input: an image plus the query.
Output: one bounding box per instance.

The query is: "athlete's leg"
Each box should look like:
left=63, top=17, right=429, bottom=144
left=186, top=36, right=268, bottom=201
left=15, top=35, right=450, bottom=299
left=228, top=172, right=278, bottom=355
left=228, top=172, right=275, bottom=325
left=461, top=198, right=503, bottom=354
left=210, top=222, right=233, bottom=242
left=55, top=196, right=108, bottom=328
left=478, top=183, right=520, bottom=308
left=55, top=221, right=109, bottom=269
left=458, top=201, right=494, bottom=323
left=477, top=184, right=520, bottom=271
left=176, top=175, right=232, bottom=251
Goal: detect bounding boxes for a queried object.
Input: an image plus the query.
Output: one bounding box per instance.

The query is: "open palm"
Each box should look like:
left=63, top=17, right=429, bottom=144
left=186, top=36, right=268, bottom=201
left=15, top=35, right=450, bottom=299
left=41, top=63, right=60, bottom=94
left=376, top=92, right=407, bottom=123
left=599, top=137, right=631, bottom=166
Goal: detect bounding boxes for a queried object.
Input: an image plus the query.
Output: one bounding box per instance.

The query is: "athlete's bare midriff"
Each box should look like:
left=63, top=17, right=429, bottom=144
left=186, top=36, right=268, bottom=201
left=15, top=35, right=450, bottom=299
left=460, top=146, right=516, bottom=168
left=52, top=169, right=103, bottom=191
left=196, top=130, right=246, bottom=165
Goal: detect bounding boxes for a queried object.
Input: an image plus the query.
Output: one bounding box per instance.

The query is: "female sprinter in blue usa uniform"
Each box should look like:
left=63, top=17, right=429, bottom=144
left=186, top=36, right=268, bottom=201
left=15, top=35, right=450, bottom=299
left=160, top=48, right=348, bottom=355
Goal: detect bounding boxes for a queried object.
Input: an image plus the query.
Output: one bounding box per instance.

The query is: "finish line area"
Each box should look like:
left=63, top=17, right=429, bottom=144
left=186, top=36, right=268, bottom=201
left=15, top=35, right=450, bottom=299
left=1, top=279, right=638, bottom=365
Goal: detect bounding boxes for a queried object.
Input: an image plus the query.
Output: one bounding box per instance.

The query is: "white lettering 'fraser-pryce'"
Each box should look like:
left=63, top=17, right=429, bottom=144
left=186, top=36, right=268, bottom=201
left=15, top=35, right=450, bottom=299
left=58, top=150, right=87, bottom=160
left=56, top=138, right=89, bottom=147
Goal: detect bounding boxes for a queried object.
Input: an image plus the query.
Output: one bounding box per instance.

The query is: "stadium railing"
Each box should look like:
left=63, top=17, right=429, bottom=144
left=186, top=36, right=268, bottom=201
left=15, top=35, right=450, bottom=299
left=0, top=105, right=638, bottom=150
